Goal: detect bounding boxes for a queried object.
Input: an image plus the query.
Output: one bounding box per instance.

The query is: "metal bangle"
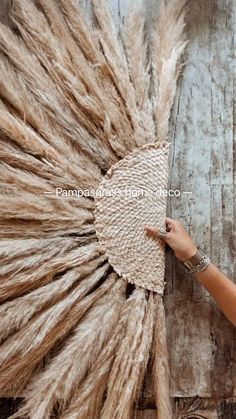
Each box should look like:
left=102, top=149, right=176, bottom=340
left=184, top=255, right=211, bottom=274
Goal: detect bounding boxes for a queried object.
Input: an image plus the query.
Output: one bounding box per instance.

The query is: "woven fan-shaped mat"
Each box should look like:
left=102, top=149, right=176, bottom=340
left=95, top=142, right=170, bottom=293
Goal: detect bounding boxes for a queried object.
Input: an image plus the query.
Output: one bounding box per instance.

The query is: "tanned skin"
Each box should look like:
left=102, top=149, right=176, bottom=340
left=145, top=218, right=236, bottom=327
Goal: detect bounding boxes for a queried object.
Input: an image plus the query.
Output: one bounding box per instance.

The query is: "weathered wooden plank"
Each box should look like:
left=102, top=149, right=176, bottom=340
left=136, top=409, right=157, bottom=419
left=218, top=400, right=236, bottom=419
left=165, top=295, right=213, bottom=397
left=166, top=0, right=236, bottom=398
left=136, top=403, right=221, bottom=419
left=137, top=399, right=236, bottom=418
left=1, top=398, right=236, bottom=419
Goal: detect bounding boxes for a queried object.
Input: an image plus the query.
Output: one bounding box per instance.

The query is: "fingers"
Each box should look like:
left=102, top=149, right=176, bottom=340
left=166, top=217, right=174, bottom=223
left=166, top=217, right=182, bottom=232
left=144, top=225, right=169, bottom=241
left=145, top=218, right=180, bottom=237
left=166, top=217, right=178, bottom=226
left=144, top=226, right=159, bottom=238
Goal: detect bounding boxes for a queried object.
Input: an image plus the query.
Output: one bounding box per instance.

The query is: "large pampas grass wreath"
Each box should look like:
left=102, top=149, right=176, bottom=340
left=0, top=0, right=189, bottom=418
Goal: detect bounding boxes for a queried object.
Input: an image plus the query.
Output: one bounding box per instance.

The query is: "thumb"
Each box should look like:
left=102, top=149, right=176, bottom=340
left=144, top=225, right=170, bottom=242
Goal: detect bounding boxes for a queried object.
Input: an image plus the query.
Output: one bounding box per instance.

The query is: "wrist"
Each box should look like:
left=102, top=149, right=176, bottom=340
left=195, top=262, right=214, bottom=279
left=182, top=248, right=211, bottom=274
left=175, top=245, right=198, bottom=262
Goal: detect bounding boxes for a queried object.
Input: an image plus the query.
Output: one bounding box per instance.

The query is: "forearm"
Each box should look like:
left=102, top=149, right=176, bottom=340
left=145, top=218, right=236, bottom=327
left=195, top=263, right=236, bottom=327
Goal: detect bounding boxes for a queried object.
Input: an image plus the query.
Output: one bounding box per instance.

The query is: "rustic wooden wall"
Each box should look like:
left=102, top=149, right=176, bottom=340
left=165, top=0, right=236, bottom=400
left=0, top=0, right=235, bottom=417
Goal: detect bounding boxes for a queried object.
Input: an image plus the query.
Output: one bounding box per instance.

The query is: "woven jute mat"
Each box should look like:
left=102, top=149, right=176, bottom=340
left=95, top=142, right=170, bottom=293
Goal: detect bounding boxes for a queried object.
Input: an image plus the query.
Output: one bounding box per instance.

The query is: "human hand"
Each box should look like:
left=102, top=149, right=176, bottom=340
left=145, top=217, right=198, bottom=262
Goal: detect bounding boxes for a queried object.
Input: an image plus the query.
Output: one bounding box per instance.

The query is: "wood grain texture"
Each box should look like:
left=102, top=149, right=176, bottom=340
left=136, top=410, right=157, bottom=419
left=166, top=0, right=236, bottom=398
left=137, top=400, right=236, bottom=419
left=1, top=398, right=235, bottom=419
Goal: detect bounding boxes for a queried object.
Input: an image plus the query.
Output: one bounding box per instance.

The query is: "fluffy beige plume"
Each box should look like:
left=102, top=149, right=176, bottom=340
left=123, top=3, right=156, bottom=142
left=36, top=0, right=135, bottom=159
left=11, top=0, right=131, bottom=160
left=92, top=0, right=145, bottom=149
left=0, top=102, right=101, bottom=191
left=0, top=161, right=96, bottom=223
left=11, top=2, right=118, bottom=157
left=0, top=217, right=95, bottom=240
left=0, top=189, right=93, bottom=227
left=152, top=0, right=188, bottom=141
left=57, top=0, right=101, bottom=63
left=0, top=161, right=96, bottom=229
left=58, top=0, right=140, bottom=153
left=0, top=271, right=115, bottom=396
left=12, top=276, right=126, bottom=419
left=100, top=289, right=155, bottom=419
left=0, top=138, right=98, bottom=196
left=60, top=286, right=142, bottom=419
left=0, top=54, right=101, bottom=182
left=0, top=236, right=96, bottom=266
left=0, top=242, right=102, bottom=301
left=0, top=24, right=115, bottom=170
left=0, top=237, right=87, bottom=275
left=0, top=144, right=95, bottom=222
left=153, top=294, right=172, bottom=419
left=0, top=99, right=59, bottom=163
left=0, top=256, right=107, bottom=342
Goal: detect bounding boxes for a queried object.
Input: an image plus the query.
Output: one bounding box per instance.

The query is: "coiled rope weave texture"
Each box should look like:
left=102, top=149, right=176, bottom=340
left=95, top=142, right=170, bottom=293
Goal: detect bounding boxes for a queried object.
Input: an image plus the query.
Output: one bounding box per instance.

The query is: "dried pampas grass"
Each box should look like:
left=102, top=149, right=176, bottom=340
left=0, top=242, right=103, bottom=301
left=0, top=255, right=107, bottom=343
left=153, top=294, right=173, bottom=418
left=152, top=0, right=188, bottom=141
left=100, top=289, right=155, bottom=419
left=59, top=292, right=135, bottom=419
left=12, top=276, right=126, bottom=419
left=0, top=270, right=115, bottom=395
left=123, top=3, right=156, bottom=143
left=0, top=0, right=189, bottom=416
